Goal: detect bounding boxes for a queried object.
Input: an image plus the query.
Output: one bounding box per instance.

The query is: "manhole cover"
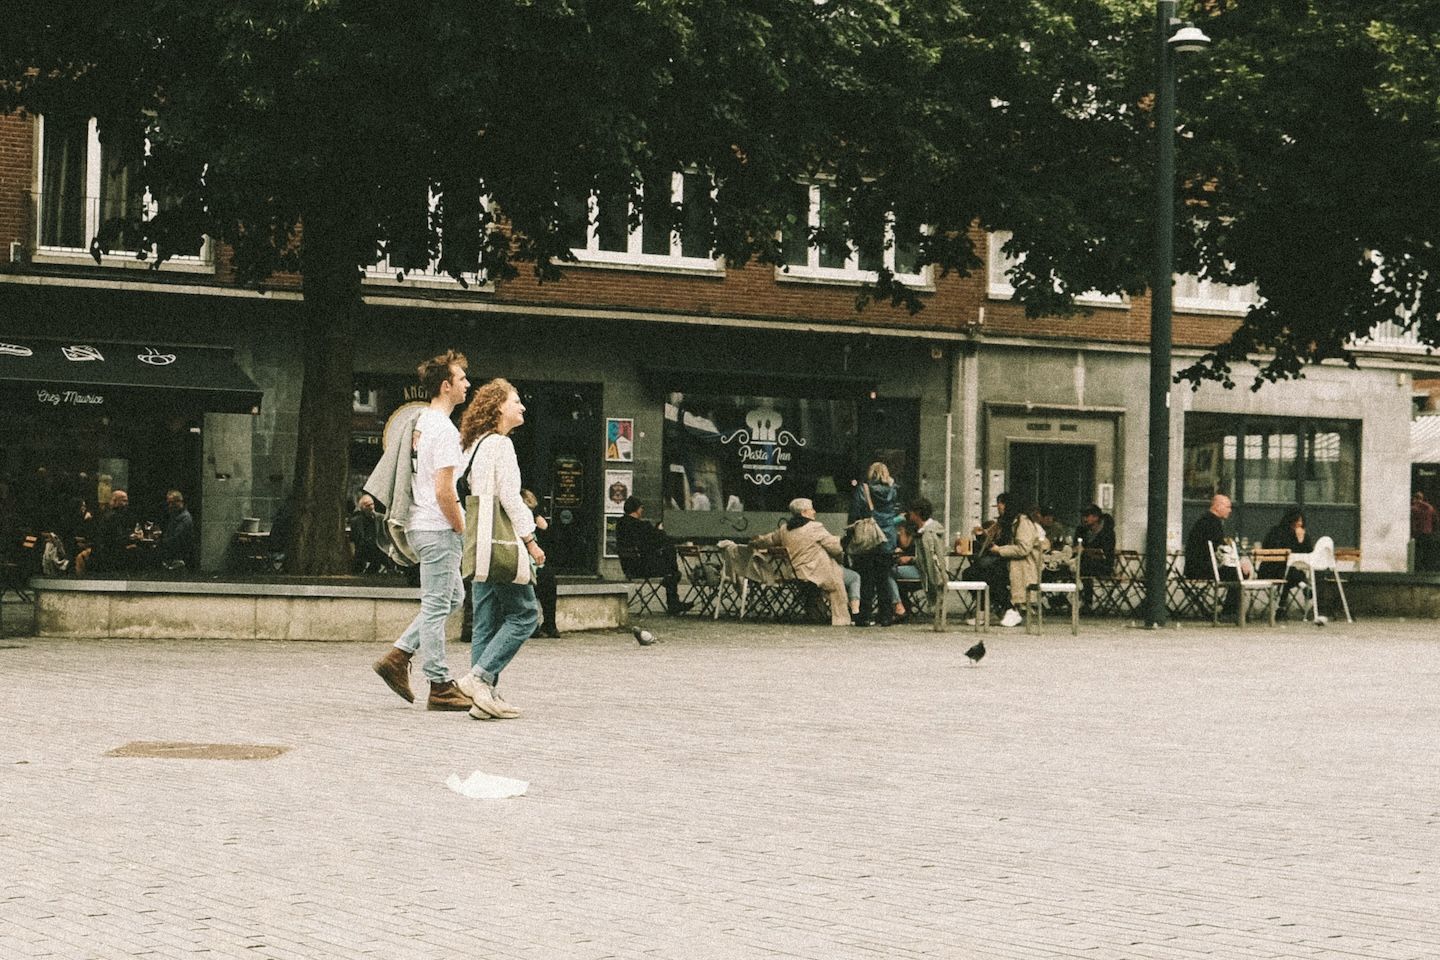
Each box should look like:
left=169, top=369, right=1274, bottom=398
left=105, top=741, right=289, bottom=761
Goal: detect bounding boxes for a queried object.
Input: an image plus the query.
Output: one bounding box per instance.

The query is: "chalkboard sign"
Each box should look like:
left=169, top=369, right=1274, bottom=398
left=552, top=456, right=584, bottom=509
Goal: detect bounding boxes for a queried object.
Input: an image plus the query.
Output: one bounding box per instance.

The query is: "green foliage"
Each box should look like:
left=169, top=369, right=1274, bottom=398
left=5, top=0, right=1437, bottom=389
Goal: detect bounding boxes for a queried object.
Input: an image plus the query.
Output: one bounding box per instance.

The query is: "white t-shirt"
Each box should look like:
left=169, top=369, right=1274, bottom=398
left=408, top=408, right=463, bottom=532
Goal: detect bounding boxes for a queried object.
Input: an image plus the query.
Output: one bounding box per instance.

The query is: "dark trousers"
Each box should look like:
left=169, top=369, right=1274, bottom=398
left=967, top=554, right=1010, bottom=613
left=852, top=552, right=892, bottom=623
left=534, top=564, right=558, bottom=631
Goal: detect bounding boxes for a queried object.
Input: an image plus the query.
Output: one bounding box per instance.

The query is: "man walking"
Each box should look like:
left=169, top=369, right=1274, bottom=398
left=373, top=350, right=474, bottom=710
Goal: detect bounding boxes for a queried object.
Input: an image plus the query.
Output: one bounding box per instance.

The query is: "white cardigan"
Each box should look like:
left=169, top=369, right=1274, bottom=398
left=464, top=433, right=537, bottom=541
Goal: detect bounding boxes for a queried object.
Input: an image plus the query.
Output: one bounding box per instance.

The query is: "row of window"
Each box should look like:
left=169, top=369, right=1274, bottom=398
left=26, top=114, right=1274, bottom=313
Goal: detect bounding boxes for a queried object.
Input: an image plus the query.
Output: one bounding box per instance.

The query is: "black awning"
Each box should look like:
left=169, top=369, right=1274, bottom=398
left=0, top=338, right=262, bottom=414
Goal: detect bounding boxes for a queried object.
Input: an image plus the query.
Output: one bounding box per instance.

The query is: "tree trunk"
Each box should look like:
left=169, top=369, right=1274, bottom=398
left=287, top=206, right=360, bottom=576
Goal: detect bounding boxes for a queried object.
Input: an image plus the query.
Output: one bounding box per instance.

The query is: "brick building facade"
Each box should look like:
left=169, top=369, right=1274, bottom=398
left=1, top=110, right=1429, bottom=574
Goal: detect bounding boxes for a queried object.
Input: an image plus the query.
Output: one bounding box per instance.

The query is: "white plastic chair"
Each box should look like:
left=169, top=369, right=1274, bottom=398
left=1208, top=541, right=1281, bottom=627
left=1292, top=536, right=1354, bottom=624
left=936, top=579, right=990, bottom=632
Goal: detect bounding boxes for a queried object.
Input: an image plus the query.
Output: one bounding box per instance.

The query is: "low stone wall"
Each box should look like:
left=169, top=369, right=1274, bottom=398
left=31, top=579, right=630, bottom=641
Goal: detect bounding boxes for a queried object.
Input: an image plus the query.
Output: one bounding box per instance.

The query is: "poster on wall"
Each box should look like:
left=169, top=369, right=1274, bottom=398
left=605, top=418, right=634, bottom=462
left=604, top=516, right=620, bottom=558
left=604, top=469, right=633, bottom=515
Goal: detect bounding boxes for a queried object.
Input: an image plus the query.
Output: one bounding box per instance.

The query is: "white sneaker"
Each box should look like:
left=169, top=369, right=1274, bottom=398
left=999, top=608, right=1023, bottom=628
left=453, top=673, right=481, bottom=703
left=468, top=682, right=519, bottom=720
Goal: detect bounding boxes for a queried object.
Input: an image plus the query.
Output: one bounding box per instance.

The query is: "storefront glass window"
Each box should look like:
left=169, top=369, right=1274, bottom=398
left=662, top=392, right=917, bottom=516
left=1182, top=413, right=1360, bottom=545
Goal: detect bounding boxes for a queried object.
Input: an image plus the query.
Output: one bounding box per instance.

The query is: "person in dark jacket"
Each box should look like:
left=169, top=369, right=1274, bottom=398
left=349, top=494, right=390, bottom=573
left=157, top=489, right=197, bottom=571
left=616, top=497, right=692, bottom=615
left=90, top=489, right=141, bottom=573
left=1076, top=503, right=1116, bottom=611
left=1260, top=506, right=1317, bottom=617
left=523, top=488, right=560, bottom=637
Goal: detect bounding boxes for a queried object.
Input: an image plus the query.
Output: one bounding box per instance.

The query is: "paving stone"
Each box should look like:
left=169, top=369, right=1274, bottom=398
left=0, top=618, right=1437, bottom=958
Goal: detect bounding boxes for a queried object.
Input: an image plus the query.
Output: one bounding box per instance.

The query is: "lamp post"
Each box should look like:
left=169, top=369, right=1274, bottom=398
left=1144, top=2, right=1210, bottom=628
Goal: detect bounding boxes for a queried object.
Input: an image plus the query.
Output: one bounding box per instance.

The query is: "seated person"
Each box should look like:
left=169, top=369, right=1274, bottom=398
left=966, top=493, right=1044, bottom=628
left=1260, top=506, right=1317, bottom=617
left=349, top=494, right=391, bottom=573
left=749, top=497, right=861, bottom=626
left=615, top=496, right=693, bottom=615
left=1185, top=493, right=1246, bottom=580
left=1031, top=503, right=1070, bottom=546
left=1185, top=492, right=1246, bottom=615
left=1076, top=503, right=1116, bottom=610
left=897, top=498, right=948, bottom=615
left=156, top=489, right=196, bottom=571
left=88, top=489, right=142, bottom=574
left=42, top=531, right=70, bottom=577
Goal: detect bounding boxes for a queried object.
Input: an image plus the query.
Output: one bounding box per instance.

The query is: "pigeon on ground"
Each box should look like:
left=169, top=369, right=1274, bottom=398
left=633, top=627, right=659, bottom=646
left=964, top=639, right=986, bottom=664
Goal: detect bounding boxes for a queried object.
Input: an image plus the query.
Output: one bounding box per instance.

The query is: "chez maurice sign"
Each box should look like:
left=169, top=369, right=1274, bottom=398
left=720, top=404, right=808, bottom=486
left=0, top=338, right=263, bottom=415
left=1, top=341, right=180, bottom=409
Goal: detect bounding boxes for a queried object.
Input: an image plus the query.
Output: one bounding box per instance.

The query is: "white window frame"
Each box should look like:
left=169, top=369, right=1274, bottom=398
left=362, top=186, right=492, bottom=290
left=569, top=170, right=722, bottom=274
left=1173, top=272, right=1259, bottom=316
left=32, top=115, right=213, bottom=271
left=987, top=231, right=1125, bottom=308
left=777, top=183, right=931, bottom=287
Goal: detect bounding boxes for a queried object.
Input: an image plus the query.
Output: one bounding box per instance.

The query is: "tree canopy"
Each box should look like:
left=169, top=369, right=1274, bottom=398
left=5, top=0, right=1438, bottom=566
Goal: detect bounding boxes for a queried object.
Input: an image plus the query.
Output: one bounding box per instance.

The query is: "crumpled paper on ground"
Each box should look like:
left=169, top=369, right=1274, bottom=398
left=446, top=770, right=529, bottom=799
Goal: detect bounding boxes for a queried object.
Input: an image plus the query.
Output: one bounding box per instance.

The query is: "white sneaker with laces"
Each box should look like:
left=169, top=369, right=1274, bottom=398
left=999, top=608, right=1023, bottom=628
left=468, top=682, right=519, bottom=720
left=453, top=673, right=481, bottom=703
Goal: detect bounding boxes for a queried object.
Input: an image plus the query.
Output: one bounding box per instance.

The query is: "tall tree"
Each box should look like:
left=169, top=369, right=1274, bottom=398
left=1177, top=0, right=1440, bottom=387
left=11, top=1, right=1428, bottom=567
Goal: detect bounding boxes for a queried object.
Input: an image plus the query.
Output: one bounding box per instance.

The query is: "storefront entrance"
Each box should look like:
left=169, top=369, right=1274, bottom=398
left=1009, top=441, right=1096, bottom=530
left=508, top=382, right=602, bottom=575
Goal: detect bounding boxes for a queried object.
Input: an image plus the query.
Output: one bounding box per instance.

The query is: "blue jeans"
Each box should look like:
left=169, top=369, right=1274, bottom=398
left=470, top=580, right=539, bottom=687
left=395, top=528, right=464, bottom=683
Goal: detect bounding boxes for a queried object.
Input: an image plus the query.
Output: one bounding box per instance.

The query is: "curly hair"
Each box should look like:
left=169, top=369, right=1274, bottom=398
left=459, top=378, right=515, bottom=448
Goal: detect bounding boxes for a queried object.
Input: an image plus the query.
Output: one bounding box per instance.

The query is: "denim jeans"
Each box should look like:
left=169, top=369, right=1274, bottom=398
left=471, top=580, right=540, bottom=687
left=394, top=528, right=464, bottom=683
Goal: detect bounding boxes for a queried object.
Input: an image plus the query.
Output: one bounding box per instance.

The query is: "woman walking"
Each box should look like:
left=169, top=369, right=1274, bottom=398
left=455, top=378, right=545, bottom=720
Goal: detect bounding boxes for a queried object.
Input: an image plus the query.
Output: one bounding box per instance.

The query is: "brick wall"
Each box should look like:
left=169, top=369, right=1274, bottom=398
left=0, top=107, right=1243, bottom=348
left=0, top=111, right=33, bottom=257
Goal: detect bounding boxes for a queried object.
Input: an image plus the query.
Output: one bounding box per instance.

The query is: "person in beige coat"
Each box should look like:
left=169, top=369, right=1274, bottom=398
left=750, top=498, right=862, bottom=625
left=990, top=506, right=1048, bottom=625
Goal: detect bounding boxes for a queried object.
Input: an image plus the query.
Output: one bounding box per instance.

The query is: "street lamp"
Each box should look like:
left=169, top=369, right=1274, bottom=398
left=1144, top=2, right=1210, bottom=628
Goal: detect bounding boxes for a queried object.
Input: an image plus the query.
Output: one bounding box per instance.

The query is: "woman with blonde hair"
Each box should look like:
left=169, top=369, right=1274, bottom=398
left=848, top=459, right=905, bottom=625
left=454, top=378, right=545, bottom=720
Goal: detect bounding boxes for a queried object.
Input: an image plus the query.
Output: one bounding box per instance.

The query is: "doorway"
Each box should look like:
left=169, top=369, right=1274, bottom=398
left=1008, top=442, right=1095, bottom=530
left=508, top=382, right=602, bottom=575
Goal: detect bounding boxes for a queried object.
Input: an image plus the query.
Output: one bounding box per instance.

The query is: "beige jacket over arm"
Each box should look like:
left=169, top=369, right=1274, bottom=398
left=750, top=519, right=851, bottom=625
left=993, top=514, right=1047, bottom=606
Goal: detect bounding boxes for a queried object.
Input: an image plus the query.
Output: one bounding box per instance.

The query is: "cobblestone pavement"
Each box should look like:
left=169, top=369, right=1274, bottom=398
left=2, top=615, right=1438, bottom=960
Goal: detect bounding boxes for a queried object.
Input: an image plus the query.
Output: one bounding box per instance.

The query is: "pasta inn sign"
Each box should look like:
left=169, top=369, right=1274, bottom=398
left=721, top=404, right=807, bottom=487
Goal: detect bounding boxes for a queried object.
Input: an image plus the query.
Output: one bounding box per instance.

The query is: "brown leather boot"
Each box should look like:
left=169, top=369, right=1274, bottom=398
left=426, top=680, right=473, bottom=711
left=372, top=647, right=414, bottom=703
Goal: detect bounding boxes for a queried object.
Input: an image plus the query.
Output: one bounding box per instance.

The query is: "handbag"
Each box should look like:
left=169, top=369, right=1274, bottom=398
left=461, top=434, right=533, bottom=585
left=846, top=483, right=888, bottom=556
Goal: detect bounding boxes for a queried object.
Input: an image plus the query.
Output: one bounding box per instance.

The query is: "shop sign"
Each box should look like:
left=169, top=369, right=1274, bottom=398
left=36, top=386, right=105, bottom=407
left=552, top=456, right=584, bottom=509
left=721, top=404, right=807, bottom=487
